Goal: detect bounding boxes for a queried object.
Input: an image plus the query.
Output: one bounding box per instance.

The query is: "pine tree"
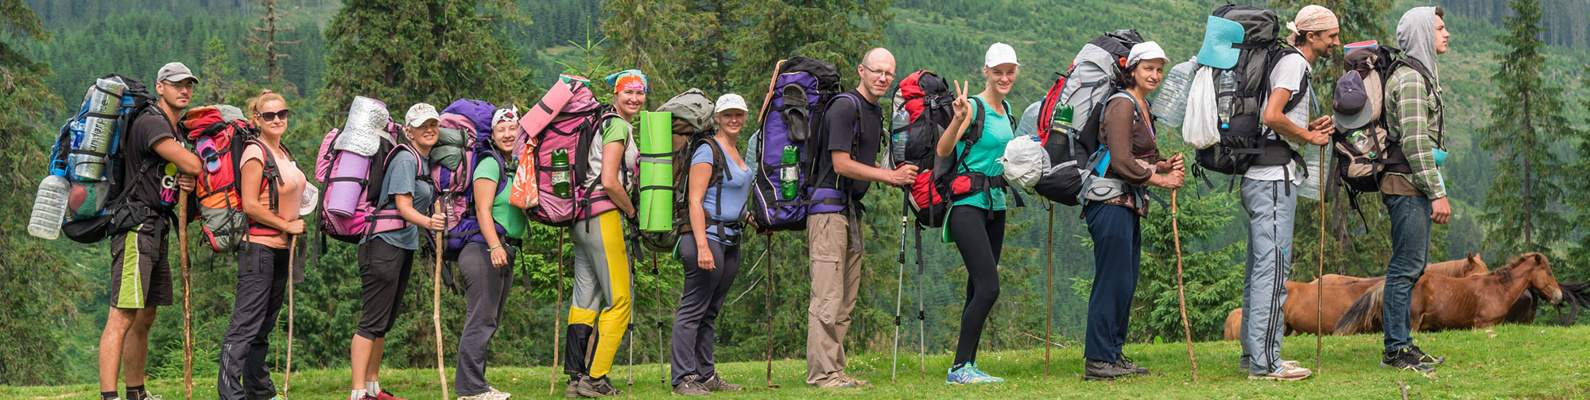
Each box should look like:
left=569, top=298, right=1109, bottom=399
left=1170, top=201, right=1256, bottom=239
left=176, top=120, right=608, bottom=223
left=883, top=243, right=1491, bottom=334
left=243, top=0, right=303, bottom=93
left=1569, top=65, right=1590, bottom=282
left=1481, top=0, right=1574, bottom=260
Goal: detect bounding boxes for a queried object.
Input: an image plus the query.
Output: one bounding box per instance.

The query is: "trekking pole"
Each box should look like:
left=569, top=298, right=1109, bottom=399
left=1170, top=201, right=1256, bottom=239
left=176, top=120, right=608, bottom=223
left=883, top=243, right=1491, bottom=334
left=549, top=233, right=567, bottom=396
left=891, top=196, right=908, bottom=383
left=284, top=235, right=297, bottom=396
left=177, top=191, right=192, bottom=400
left=1167, top=132, right=1198, bottom=381
left=1316, top=144, right=1327, bottom=373
left=1045, top=204, right=1055, bottom=377
left=914, top=226, right=925, bottom=380
left=432, top=200, right=447, bottom=400
left=764, top=235, right=777, bottom=388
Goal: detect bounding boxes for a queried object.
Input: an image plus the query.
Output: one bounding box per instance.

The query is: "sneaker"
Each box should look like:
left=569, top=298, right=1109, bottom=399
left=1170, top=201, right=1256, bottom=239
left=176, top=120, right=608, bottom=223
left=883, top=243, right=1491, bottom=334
left=1248, top=363, right=1313, bottom=381
left=700, top=374, right=741, bottom=392
left=457, top=387, right=511, bottom=400
left=1113, top=356, right=1151, bottom=375
left=967, top=363, right=1006, bottom=382
left=946, top=364, right=1003, bottom=385
left=1083, top=359, right=1134, bottom=381
left=1239, top=357, right=1301, bottom=372
left=1382, top=348, right=1437, bottom=373
left=373, top=390, right=408, bottom=400
left=836, top=373, right=872, bottom=389
left=1408, top=346, right=1445, bottom=366
left=671, top=376, right=711, bottom=396
left=575, top=376, right=624, bottom=398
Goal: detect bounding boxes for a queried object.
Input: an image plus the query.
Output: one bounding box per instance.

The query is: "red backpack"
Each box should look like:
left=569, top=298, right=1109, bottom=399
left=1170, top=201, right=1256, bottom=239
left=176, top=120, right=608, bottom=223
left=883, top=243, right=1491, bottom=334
left=183, top=105, right=287, bottom=252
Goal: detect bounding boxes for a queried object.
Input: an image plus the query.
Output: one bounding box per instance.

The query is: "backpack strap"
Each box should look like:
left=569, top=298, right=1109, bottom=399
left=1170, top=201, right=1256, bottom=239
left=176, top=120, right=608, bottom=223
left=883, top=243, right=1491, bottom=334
left=807, top=93, right=865, bottom=209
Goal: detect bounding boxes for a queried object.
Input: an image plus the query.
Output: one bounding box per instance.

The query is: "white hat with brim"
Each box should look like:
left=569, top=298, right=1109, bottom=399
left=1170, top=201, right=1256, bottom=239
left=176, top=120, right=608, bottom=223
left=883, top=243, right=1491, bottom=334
left=405, top=103, right=440, bottom=128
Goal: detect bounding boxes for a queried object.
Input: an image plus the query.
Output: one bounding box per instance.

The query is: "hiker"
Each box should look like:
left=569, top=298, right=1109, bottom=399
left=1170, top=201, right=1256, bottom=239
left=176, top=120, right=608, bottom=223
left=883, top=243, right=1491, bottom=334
left=217, top=90, right=310, bottom=400
left=452, top=105, right=527, bottom=400
left=669, top=94, right=753, bottom=396
left=349, top=103, right=447, bottom=400
left=1081, top=42, right=1185, bottom=381
left=1378, top=5, right=1452, bottom=373
left=935, top=43, right=1021, bottom=385
left=97, top=62, right=202, bottom=400
left=805, top=47, right=918, bottom=389
left=563, top=69, right=643, bottom=398
left=1236, top=5, right=1338, bottom=382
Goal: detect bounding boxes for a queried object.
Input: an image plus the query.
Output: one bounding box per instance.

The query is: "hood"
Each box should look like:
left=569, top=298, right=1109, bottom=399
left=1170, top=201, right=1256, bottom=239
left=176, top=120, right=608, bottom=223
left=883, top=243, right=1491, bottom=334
left=1396, top=6, right=1441, bottom=82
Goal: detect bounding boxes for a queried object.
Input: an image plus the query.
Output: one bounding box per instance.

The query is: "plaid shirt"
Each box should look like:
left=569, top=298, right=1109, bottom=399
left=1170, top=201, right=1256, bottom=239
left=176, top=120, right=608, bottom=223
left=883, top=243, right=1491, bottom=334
left=1384, top=66, right=1446, bottom=199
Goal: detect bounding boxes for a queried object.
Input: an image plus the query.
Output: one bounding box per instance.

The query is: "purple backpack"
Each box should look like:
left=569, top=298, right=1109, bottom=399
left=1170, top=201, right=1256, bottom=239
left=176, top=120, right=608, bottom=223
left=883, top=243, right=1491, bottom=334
left=443, top=98, right=497, bottom=133
left=750, top=57, right=842, bottom=232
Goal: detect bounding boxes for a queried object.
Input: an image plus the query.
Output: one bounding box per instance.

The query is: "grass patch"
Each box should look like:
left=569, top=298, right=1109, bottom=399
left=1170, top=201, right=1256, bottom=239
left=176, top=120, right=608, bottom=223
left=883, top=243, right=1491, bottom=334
left=5, top=323, right=1586, bottom=399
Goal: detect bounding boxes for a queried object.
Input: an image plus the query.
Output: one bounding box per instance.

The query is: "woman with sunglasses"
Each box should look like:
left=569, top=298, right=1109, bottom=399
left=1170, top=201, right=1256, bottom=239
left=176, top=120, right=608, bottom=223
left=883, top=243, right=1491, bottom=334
left=217, top=90, right=309, bottom=400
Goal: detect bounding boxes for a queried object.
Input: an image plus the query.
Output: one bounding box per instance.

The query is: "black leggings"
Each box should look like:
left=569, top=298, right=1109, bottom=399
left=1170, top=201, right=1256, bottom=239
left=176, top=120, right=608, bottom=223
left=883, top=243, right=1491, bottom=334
left=949, top=206, right=1005, bottom=368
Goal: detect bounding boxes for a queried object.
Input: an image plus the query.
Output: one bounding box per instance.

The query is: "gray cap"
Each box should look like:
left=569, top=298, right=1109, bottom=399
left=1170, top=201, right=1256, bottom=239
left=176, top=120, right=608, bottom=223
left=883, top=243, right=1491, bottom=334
left=157, top=62, right=198, bottom=84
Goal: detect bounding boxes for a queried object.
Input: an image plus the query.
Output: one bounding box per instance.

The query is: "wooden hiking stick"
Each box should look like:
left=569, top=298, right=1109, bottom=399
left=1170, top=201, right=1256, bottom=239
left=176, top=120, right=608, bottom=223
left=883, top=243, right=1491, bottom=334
left=549, top=233, right=566, bottom=396
left=1316, top=145, right=1327, bottom=373
left=432, top=200, right=447, bottom=400
left=1166, top=129, right=1198, bottom=381
left=284, top=235, right=297, bottom=395
left=765, top=235, right=778, bottom=388
left=1045, top=206, right=1055, bottom=377
left=177, top=191, right=193, bottom=400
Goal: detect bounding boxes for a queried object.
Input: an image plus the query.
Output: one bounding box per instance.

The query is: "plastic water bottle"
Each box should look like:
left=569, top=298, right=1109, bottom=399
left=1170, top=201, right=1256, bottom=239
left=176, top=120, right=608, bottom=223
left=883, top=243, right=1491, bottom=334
left=1157, top=60, right=1196, bottom=127
left=1349, top=129, right=1375, bottom=158
left=551, top=149, right=571, bottom=198
left=780, top=145, right=799, bottom=199
left=28, top=175, right=70, bottom=240
left=1216, top=70, right=1236, bottom=128
left=890, top=109, right=909, bottom=166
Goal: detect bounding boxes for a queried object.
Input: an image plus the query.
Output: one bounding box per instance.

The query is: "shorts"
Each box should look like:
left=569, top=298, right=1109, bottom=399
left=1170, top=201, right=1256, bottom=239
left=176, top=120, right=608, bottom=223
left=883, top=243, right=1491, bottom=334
left=109, top=218, right=174, bottom=309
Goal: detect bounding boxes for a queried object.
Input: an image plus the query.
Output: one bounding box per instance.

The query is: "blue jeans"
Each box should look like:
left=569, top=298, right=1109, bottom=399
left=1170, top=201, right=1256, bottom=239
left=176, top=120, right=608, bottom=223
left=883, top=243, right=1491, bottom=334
left=1382, top=195, right=1431, bottom=352
left=1083, top=203, right=1140, bottom=363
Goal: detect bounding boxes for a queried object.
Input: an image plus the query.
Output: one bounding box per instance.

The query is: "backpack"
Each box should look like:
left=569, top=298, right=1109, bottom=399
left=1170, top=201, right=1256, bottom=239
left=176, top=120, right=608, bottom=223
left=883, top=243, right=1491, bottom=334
left=523, top=78, right=630, bottom=227
left=888, top=70, right=956, bottom=227
left=749, top=57, right=842, bottom=232
left=509, top=75, right=583, bottom=209
left=442, top=98, right=497, bottom=134
left=1193, top=5, right=1309, bottom=179
left=315, top=96, right=424, bottom=243
left=432, top=112, right=485, bottom=258
left=1028, top=30, right=1144, bottom=206
left=1330, top=44, right=1438, bottom=217
left=183, top=105, right=289, bottom=252
left=638, top=89, right=720, bottom=252
left=55, top=74, right=162, bottom=244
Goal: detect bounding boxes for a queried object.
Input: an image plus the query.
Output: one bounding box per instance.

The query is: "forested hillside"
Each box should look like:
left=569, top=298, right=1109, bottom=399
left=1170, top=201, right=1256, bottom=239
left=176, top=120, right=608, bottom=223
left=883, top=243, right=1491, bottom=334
left=4, top=0, right=1588, bottom=387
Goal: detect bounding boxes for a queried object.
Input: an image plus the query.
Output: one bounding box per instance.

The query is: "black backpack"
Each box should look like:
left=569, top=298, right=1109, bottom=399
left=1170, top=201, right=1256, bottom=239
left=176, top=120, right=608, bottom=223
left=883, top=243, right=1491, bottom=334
left=1194, top=5, right=1309, bottom=182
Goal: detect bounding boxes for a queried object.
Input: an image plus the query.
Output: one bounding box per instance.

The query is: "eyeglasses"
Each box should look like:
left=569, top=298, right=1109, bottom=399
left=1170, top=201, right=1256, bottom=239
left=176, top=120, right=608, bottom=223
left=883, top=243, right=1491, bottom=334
left=163, top=80, right=195, bottom=91
left=257, top=109, right=291, bottom=122
left=860, top=64, right=895, bottom=81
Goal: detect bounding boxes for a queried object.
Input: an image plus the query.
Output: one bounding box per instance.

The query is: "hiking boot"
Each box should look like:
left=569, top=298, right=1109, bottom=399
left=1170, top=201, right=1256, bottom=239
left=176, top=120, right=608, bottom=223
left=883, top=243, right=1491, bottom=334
left=700, top=374, right=741, bottom=392
left=1239, top=357, right=1301, bottom=372
left=812, top=373, right=871, bottom=389
left=575, top=376, right=624, bottom=398
left=1248, top=363, right=1313, bottom=381
left=564, top=377, right=580, bottom=399
left=1084, top=359, right=1135, bottom=381
left=1408, top=346, right=1445, bottom=365
left=836, top=373, right=872, bottom=389
left=1114, top=356, right=1151, bottom=375
left=1382, top=348, right=1437, bottom=373
left=373, top=390, right=408, bottom=400
left=946, top=363, right=1003, bottom=385
left=672, top=376, right=711, bottom=396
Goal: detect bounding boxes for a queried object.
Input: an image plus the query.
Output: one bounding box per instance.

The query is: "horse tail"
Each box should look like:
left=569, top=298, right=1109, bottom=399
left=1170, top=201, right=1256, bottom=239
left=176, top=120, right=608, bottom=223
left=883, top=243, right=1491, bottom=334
left=1333, top=281, right=1386, bottom=335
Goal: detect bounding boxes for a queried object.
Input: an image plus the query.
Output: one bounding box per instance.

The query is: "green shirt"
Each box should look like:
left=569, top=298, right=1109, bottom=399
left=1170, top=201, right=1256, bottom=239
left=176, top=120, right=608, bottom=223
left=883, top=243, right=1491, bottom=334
left=474, top=158, right=527, bottom=239
left=951, top=96, right=1014, bottom=211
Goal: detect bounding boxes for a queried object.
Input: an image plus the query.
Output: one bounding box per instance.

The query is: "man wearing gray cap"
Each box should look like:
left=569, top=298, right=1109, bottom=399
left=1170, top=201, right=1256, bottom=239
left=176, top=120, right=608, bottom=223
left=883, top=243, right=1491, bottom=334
left=98, top=62, right=203, bottom=400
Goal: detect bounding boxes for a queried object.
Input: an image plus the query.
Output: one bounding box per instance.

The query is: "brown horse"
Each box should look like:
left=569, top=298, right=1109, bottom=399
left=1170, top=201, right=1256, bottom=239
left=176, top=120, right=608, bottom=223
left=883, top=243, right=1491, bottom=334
left=1222, top=254, right=1488, bottom=339
left=1335, top=253, right=1563, bottom=334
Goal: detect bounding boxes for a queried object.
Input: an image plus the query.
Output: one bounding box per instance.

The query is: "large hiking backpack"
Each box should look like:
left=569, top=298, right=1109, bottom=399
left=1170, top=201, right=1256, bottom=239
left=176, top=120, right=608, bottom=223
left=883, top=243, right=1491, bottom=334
left=523, top=77, right=629, bottom=227
left=749, top=57, right=842, bottom=232
left=315, top=96, right=422, bottom=243
left=638, top=88, right=719, bottom=253
left=1194, top=5, right=1309, bottom=178
left=509, top=75, right=583, bottom=209
left=1027, top=30, right=1144, bottom=206
left=1330, top=44, right=1438, bottom=213
left=183, top=105, right=290, bottom=252
left=888, top=70, right=957, bottom=227
left=442, top=98, right=497, bottom=134
left=54, top=74, right=162, bottom=243
left=432, top=113, right=484, bottom=258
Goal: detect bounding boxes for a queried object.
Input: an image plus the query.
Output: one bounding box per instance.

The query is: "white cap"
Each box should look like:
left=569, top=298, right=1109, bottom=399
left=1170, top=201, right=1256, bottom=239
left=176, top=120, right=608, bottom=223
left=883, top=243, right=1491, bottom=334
left=1127, top=41, right=1169, bottom=67
left=714, top=93, right=748, bottom=114
left=405, top=103, right=440, bottom=127
left=984, top=42, right=1020, bottom=68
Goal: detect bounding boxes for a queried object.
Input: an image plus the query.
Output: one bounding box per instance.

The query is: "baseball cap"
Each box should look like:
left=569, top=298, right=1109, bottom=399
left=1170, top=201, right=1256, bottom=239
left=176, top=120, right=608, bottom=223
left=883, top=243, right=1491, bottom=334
left=405, top=103, right=440, bottom=128
left=985, top=42, right=1020, bottom=68
left=157, top=62, right=199, bottom=83
left=714, top=94, right=748, bottom=114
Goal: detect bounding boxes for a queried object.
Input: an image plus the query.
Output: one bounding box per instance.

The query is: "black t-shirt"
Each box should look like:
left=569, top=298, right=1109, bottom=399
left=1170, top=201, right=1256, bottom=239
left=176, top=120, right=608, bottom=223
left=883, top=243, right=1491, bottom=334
left=816, top=89, right=883, bottom=201
left=123, top=107, right=184, bottom=212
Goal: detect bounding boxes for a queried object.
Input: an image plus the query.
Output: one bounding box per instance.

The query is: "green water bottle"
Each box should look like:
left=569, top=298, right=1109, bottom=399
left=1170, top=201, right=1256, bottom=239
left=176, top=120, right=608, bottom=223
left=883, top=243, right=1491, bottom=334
left=780, top=145, right=798, bottom=199
left=551, top=149, right=571, bottom=198
left=1055, top=105, right=1075, bottom=131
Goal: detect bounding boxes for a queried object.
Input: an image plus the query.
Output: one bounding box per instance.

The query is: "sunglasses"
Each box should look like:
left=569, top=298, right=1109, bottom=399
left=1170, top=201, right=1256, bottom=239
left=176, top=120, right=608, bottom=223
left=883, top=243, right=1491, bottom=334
left=257, top=109, right=291, bottom=122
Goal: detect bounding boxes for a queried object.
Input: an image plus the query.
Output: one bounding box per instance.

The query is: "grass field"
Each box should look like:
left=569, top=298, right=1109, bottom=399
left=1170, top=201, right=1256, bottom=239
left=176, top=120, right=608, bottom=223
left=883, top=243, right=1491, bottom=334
left=6, top=323, right=1586, bottom=399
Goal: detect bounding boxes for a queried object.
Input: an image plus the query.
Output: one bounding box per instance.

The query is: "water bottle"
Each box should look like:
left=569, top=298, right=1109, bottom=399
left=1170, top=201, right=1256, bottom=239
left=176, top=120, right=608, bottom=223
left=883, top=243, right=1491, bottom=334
left=780, top=145, right=798, bottom=199
left=28, top=175, right=70, bottom=240
left=891, top=129, right=908, bottom=166
left=551, top=149, right=571, bottom=198
left=1349, top=129, right=1375, bottom=158
left=1216, top=70, right=1236, bottom=128
left=1157, top=60, right=1196, bottom=127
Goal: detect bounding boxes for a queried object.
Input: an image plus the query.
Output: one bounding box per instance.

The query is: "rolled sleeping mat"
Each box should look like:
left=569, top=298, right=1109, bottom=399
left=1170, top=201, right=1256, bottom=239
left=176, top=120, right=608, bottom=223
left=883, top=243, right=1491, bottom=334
left=333, top=96, right=390, bottom=157
left=636, top=110, right=674, bottom=233
left=513, top=77, right=577, bottom=157
left=324, top=151, right=370, bottom=216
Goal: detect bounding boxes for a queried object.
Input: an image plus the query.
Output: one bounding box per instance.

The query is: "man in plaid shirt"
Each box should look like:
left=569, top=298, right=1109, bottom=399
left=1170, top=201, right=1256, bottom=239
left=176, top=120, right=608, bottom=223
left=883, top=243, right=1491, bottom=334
left=1378, top=5, right=1452, bottom=373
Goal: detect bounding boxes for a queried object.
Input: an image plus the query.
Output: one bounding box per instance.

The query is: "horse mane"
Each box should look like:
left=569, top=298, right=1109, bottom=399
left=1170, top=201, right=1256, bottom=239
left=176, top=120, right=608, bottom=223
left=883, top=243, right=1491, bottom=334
left=1490, top=253, right=1548, bottom=285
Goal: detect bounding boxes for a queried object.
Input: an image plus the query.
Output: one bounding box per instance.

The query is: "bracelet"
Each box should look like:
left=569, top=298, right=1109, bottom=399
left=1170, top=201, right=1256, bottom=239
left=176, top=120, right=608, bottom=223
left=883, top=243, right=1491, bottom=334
left=489, top=244, right=503, bottom=252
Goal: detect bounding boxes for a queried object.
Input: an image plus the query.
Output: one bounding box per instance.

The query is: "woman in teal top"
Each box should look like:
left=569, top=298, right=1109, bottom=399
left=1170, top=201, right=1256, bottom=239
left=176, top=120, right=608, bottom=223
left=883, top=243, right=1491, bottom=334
left=453, top=105, right=528, bottom=400
left=933, top=42, right=1020, bottom=385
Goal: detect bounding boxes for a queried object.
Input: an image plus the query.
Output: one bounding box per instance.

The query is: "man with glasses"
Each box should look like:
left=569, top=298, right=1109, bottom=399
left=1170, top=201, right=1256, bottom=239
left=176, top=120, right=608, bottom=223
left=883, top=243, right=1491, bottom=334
left=804, top=47, right=917, bottom=389
left=99, top=62, right=202, bottom=400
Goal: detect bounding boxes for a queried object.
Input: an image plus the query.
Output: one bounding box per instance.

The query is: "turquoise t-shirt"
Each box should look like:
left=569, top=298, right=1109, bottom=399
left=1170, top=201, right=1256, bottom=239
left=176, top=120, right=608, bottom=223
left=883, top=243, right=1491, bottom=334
left=473, top=157, right=527, bottom=239
left=951, top=96, right=1014, bottom=211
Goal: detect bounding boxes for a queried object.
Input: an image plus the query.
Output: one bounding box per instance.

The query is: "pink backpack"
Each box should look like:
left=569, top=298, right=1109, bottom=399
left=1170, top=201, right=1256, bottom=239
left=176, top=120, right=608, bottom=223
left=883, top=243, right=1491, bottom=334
left=315, top=124, right=423, bottom=243
left=524, top=78, right=624, bottom=227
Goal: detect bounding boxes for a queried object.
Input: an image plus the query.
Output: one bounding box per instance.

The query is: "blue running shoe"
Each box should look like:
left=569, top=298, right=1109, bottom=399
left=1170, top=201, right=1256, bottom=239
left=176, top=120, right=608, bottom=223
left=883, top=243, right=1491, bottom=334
left=967, top=362, right=1005, bottom=382
left=946, top=363, right=1003, bottom=385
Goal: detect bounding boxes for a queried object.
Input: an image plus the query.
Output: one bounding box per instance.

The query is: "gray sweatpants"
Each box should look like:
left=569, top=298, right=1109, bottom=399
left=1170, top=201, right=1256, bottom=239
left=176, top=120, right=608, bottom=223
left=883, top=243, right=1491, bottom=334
left=1239, top=178, right=1296, bottom=375
left=454, top=242, right=515, bottom=396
